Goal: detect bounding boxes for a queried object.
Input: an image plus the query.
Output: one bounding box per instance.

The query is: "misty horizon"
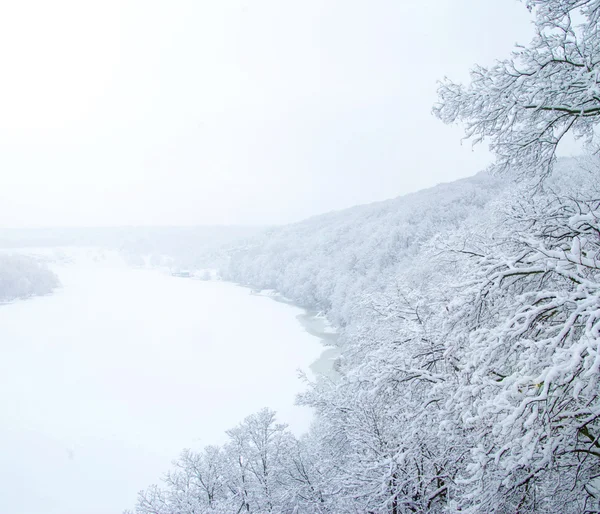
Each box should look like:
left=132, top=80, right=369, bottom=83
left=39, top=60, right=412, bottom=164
left=0, top=0, right=547, bottom=229
left=2, top=1, right=599, bottom=513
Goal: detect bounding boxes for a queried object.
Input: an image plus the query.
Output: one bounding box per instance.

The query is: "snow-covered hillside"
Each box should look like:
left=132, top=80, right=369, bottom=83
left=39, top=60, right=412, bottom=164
left=132, top=159, right=600, bottom=514
left=225, top=171, right=503, bottom=326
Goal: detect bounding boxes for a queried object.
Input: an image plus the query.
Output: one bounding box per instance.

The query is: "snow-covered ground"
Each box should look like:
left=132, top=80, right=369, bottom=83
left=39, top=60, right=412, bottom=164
left=0, top=249, right=324, bottom=514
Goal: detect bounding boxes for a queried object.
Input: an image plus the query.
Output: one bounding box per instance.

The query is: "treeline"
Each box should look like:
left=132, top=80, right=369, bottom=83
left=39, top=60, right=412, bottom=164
left=0, top=254, right=59, bottom=303
left=0, top=226, right=260, bottom=272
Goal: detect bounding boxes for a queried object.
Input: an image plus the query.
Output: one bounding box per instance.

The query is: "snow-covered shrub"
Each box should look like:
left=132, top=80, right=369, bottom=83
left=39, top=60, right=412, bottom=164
left=0, top=254, right=59, bottom=302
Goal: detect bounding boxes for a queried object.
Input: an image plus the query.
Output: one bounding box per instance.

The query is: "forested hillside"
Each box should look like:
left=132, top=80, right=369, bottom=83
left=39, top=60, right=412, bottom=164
left=129, top=1, right=600, bottom=512
left=131, top=158, right=599, bottom=514
left=225, top=171, right=503, bottom=326
left=0, top=254, right=59, bottom=302
left=129, top=160, right=600, bottom=513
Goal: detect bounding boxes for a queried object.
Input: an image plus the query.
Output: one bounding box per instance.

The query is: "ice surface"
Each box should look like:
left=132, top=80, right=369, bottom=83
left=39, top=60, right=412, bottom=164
left=0, top=249, right=323, bottom=514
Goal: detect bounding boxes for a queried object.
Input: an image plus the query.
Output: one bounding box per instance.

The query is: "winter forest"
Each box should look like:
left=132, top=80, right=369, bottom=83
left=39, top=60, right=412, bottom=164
left=124, top=2, right=600, bottom=513
left=1, top=1, right=599, bottom=513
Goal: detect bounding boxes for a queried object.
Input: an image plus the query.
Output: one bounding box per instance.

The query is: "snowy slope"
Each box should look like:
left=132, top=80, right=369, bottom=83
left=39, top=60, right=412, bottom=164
left=225, top=171, right=504, bottom=325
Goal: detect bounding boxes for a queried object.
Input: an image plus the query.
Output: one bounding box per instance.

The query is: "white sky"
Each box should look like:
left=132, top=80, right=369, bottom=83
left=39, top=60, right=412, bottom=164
left=0, top=0, right=551, bottom=228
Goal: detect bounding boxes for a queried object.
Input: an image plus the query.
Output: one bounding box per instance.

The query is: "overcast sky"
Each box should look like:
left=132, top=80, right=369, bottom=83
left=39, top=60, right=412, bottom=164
left=0, top=0, right=552, bottom=228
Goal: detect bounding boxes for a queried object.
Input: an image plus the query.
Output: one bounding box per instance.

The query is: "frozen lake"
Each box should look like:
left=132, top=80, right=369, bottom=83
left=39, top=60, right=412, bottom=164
left=0, top=251, right=324, bottom=514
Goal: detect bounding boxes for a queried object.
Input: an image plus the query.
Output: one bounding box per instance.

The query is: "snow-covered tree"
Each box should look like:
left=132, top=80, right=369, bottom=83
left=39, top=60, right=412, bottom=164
left=442, top=186, right=600, bottom=512
left=435, top=0, right=600, bottom=179
left=0, top=254, right=59, bottom=302
left=434, top=2, right=600, bottom=508
left=133, top=409, right=305, bottom=514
